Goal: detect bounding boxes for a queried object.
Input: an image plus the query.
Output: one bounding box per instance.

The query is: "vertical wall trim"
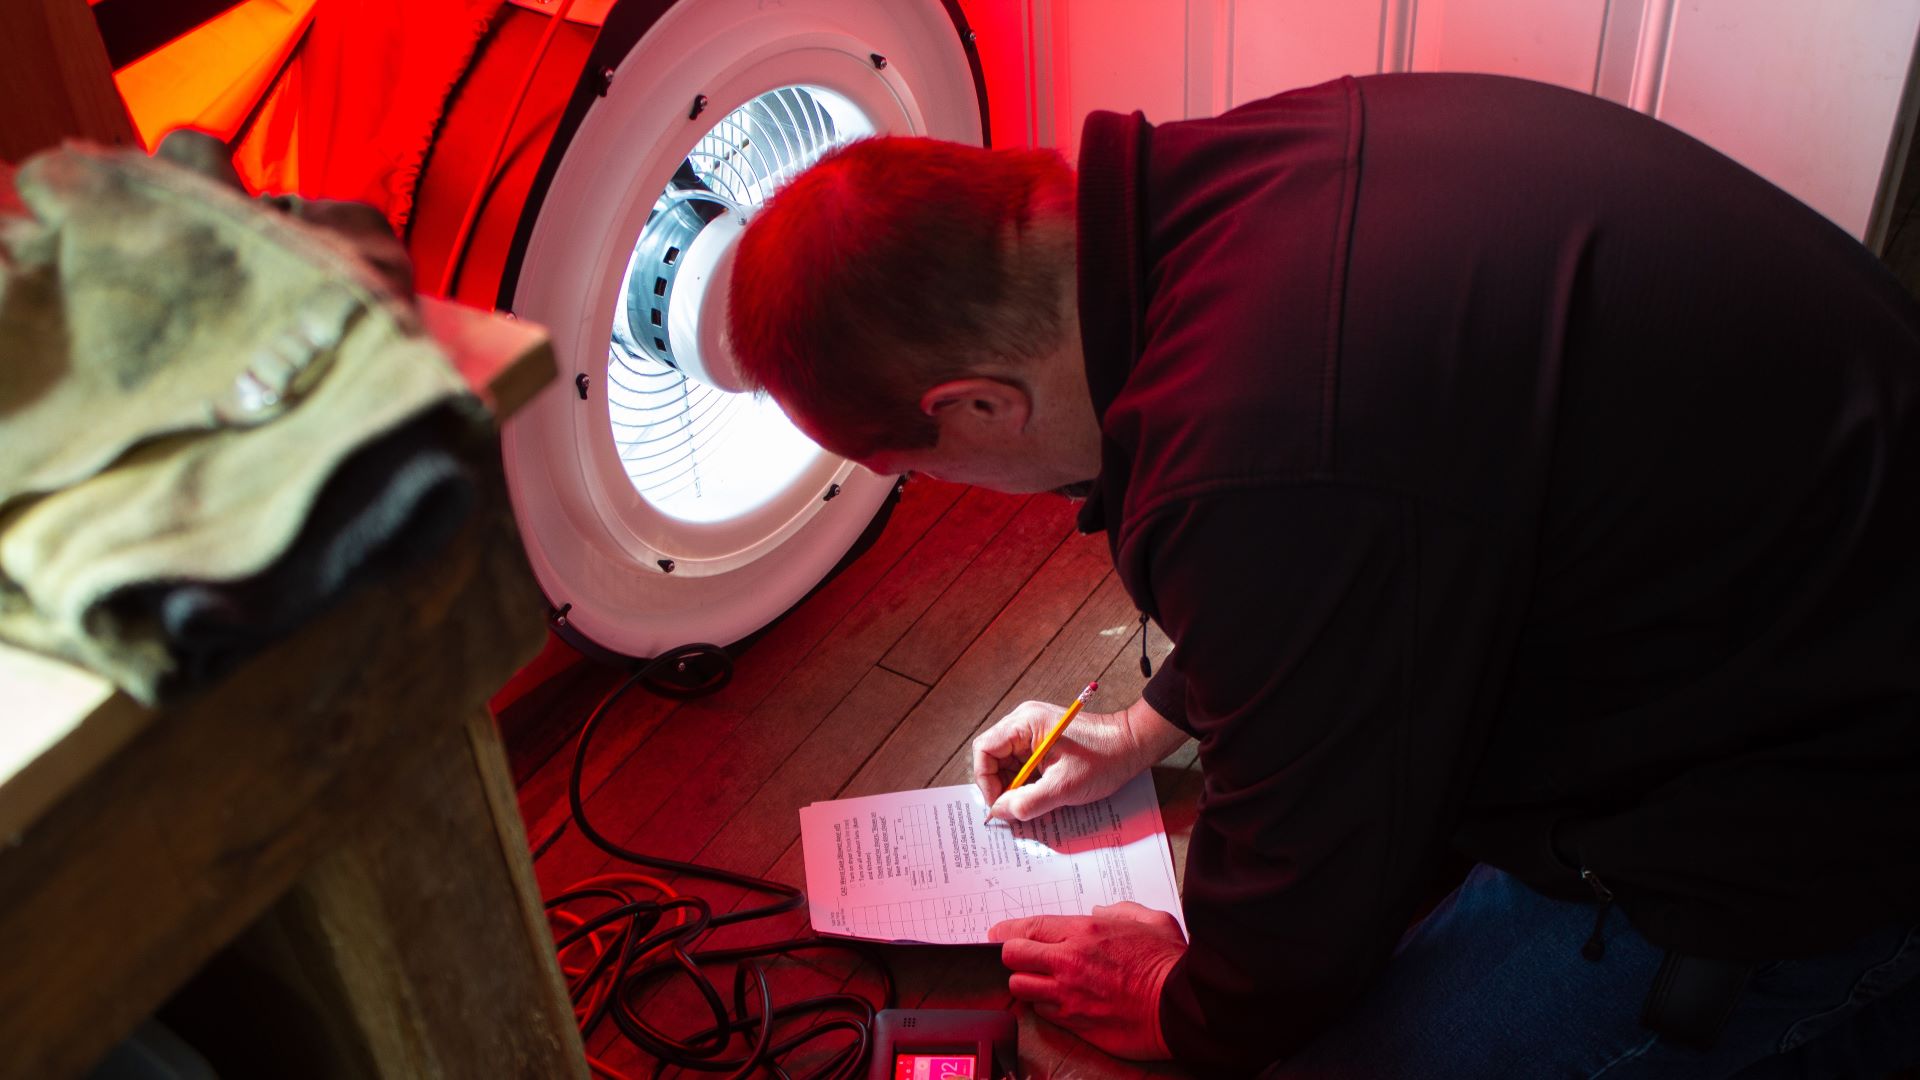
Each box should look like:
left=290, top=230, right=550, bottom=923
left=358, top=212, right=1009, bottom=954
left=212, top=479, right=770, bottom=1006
left=1380, top=0, right=1416, bottom=74
left=1590, top=0, right=1615, bottom=95
left=1407, top=0, right=1419, bottom=71
left=1223, top=0, right=1236, bottom=111
left=1628, top=0, right=1679, bottom=116
left=1175, top=0, right=1236, bottom=118
left=1184, top=0, right=1202, bottom=119
left=1865, top=15, right=1920, bottom=253
left=1592, top=0, right=1646, bottom=104
left=1184, top=0, right=1233, bottom=120
left=1020, top=0, right=1037, bottom=149
left=1377, top=0, right=1390, bottom=73
left=1027, top=0, right=1057, bottom=148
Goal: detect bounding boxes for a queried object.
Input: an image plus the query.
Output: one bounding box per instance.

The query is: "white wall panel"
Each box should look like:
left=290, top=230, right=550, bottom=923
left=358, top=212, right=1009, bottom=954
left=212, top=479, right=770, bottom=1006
left=1408, top=0, right=1612, bottom=92
left=1230, top=0, right=1394, bottom=107
left=1654, top=0, right=1920, bottom=240
left=1048, top=0, right=1188, bottom=160
left=997, top=0, right=1919, bottom=241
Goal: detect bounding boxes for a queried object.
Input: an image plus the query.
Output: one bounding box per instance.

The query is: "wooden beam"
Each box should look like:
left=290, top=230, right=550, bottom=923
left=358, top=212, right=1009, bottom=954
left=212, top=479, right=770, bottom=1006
left=246, top=707, right=587, bottom=1078
left=0, top=478, right=579, bottom=1076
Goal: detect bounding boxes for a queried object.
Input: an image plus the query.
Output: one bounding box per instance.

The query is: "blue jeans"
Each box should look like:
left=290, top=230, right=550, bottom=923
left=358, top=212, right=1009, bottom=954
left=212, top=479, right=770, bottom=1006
left=1267, top=865, right=1920, bottom=1078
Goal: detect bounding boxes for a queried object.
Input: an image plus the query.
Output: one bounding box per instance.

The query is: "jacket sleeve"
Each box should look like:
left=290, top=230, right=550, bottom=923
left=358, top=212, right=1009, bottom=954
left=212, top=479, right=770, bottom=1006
left=1137, top=482, right=1488, bottom=1074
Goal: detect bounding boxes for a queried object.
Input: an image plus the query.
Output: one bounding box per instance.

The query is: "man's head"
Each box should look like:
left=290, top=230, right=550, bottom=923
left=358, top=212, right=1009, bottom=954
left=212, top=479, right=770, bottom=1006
left=727, top=137, right=1098, bottom=492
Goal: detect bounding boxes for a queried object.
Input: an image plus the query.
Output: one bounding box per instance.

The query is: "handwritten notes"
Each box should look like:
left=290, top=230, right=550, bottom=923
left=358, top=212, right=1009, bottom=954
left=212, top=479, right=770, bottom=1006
left=798, top=772, right=1183, bottom=944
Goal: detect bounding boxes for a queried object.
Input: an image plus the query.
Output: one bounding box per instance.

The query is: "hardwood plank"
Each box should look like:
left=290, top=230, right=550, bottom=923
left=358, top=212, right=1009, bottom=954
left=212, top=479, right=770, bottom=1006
left=499, top=650, right=605, bottom=789
left=551, top=485, right=1029, bottom=888
left=708, top=672, right=924, bottom=877
left=880, top=494, right=1080, bottom=685
left=840, top=528, right=1115, bottom=803
left=513, top=475, right=966, bottom=832
left=1089, top=617, right=1179, bottom=740
left=516, top=672, right=682, bottom=857
left=704, top=475, right=968, bottom=712
left=926, top=574, right=1171, bottom=788
left=762, top=485, right=1029, bottom=717
left=662, top=668, right=927, bottom=944
left=531, top=700, right=748, bottom=897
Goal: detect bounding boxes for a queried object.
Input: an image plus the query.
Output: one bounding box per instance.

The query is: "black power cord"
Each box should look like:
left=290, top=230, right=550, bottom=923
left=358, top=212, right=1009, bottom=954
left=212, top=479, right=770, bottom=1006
left=537, top=643, right=896, bottom=1079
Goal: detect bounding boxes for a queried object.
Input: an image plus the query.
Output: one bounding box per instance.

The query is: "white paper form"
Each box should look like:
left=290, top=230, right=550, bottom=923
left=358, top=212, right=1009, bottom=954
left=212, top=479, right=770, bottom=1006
left=798, top=771, right=1184, bottom=944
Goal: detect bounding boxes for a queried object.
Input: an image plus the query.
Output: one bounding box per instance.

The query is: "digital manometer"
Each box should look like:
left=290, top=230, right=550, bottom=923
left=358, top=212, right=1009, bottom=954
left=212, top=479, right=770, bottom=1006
left=868, top=1009, right=1018, bottom=1080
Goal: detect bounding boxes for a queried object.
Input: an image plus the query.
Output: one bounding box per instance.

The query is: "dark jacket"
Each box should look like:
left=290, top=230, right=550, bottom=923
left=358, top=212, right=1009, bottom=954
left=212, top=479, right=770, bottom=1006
left=1074, top=73, right=1920, bottom=1073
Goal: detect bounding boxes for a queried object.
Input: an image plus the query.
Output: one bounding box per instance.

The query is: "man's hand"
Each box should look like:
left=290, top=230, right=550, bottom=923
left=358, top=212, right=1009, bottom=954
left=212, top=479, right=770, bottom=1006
left=975, top=696, right=1189, bottom=823
left=989, top=901, right=1186, bottom=1060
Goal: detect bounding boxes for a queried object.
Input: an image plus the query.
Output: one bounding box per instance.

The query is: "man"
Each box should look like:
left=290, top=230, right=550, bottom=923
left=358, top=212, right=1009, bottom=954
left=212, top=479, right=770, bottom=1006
left=728, top=74, right=1920, bottom=1076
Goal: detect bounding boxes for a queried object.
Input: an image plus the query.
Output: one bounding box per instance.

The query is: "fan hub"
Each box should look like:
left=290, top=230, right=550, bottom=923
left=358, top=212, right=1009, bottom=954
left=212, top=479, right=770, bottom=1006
left=662, top=207, right=747, bottom=393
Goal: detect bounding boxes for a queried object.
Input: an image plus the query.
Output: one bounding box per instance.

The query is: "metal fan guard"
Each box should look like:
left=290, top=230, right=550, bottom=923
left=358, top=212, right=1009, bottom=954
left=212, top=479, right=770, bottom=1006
left=606, top=85, right=866, bottom=518
left=622, top=85, right=846, bottom=371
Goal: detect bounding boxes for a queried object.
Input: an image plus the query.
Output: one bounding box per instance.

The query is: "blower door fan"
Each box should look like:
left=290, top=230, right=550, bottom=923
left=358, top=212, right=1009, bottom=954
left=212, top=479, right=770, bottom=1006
left=487, top=0, right=987, bottom=660
left=609, top=86, right=872, bottom=526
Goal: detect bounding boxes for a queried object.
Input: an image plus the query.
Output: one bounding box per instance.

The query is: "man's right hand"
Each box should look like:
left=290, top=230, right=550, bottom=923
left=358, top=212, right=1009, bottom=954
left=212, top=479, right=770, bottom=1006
left=975, top=696, right=1188, bottom=822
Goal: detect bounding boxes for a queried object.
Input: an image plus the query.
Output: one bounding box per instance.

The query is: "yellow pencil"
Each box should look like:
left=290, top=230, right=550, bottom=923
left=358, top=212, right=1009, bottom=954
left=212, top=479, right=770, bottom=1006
left=987, top=680, right=1097, bottom=823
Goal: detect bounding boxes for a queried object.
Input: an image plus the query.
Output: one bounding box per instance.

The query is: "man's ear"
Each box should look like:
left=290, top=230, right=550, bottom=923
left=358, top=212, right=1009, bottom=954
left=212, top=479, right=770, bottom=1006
left=919, top=377, right=1032, bottom=438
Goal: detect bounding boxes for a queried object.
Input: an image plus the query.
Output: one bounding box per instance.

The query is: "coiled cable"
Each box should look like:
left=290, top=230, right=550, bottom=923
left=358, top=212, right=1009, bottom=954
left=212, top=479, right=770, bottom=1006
left=537, top=643, right=894, bottom=1079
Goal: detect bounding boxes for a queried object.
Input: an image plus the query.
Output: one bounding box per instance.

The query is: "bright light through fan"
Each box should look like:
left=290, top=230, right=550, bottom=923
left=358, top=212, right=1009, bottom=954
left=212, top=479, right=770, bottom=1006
left=608, top=85, right=874, bottom=525
left=498, top=0, right=984, bottom=659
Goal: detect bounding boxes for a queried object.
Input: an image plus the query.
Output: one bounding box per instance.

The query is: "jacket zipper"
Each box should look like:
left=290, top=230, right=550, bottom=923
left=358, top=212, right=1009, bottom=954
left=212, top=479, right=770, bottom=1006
left=1580, top=867, right=1614, bottom=961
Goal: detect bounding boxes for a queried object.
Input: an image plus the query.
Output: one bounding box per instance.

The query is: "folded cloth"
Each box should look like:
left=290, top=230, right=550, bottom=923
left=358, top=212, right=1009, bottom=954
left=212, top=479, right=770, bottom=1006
left=115, top=404, right=479, bottom=697
left=0, top=140, right=483, bottom=704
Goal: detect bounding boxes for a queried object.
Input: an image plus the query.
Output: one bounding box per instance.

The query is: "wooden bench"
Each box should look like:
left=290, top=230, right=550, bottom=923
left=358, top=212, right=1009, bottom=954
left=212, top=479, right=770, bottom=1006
left=0, top=300, right=586, bottom=1078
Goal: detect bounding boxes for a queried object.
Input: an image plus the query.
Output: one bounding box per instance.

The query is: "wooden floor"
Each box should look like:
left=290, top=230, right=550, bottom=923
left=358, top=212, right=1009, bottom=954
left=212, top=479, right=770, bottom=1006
left=508, top=476, right=1197, bottom=1079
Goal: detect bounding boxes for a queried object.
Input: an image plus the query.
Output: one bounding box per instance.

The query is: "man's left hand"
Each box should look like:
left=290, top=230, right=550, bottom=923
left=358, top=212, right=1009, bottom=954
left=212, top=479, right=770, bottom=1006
left=988, top=901, right=1186, bottom=1060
